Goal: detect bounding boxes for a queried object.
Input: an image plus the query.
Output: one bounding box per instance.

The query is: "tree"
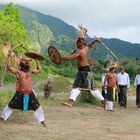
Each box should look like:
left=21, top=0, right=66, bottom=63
left=0, top=3, right=28, bottom=47
left=0, top=3, right=28, bottom=71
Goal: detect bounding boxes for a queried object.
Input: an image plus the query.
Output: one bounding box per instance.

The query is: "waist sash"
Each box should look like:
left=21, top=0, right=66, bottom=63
left=18, top=89, right=33, bottom=112
left=18, top=89, right=32, bottom=94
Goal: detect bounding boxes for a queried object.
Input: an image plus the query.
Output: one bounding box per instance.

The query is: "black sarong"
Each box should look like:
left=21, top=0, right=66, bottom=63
left=118, top=85, right=127, bottom=107
left=73, top=66, right=96, bottom=89
left=102, top=86, right=107, bottom=99
left=8, top=90, right=40, bottom=111
left=107, top=87, right=114, bottom=101
left=136, top=85, right=140, bottom=107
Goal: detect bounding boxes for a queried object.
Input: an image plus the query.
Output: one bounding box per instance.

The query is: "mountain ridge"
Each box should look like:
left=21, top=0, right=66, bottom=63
left=0, top=3, right=140, bottom=59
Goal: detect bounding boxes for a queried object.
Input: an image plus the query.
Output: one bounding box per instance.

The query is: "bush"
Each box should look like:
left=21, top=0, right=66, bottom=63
left=51, top=76, right=72, bottom=93
left=78, top=91, right=99, bottom=105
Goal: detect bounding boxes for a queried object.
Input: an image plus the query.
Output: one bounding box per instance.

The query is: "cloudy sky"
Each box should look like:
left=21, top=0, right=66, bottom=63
left=1, top=0, right=140, bottom=43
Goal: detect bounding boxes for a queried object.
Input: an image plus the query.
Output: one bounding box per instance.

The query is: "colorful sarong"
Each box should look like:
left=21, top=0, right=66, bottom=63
left=8, top=89, right=40, bottom=111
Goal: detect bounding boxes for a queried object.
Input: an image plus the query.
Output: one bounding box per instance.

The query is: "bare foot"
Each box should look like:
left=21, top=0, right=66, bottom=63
left=61, top=102, right=72, bottom=107
left=41, top=121, right=47, bottom=127
left=101, top=100, right=107, bottom=111
left=0, top=117, right=4, bottom=121
left=107, top=109, right=115, bottom=112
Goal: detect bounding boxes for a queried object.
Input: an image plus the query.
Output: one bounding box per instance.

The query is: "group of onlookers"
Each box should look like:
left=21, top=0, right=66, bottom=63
left=102, top=65, right=140, bottom=111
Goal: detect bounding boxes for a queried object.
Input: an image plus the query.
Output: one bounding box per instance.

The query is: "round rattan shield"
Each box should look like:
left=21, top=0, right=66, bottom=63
left=24, top=52, right=45, bottom=61
left=48, top=46, right=62, bottom=65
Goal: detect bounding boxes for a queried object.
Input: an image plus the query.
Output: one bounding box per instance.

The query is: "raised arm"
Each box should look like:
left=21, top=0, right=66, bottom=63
left=87, top=38, right=101, bottom=49
left=7, top=50, right=18, bottom=74
left=32, top=59, right=41, bottom=74
left=62, top=51, right=80, bottom=61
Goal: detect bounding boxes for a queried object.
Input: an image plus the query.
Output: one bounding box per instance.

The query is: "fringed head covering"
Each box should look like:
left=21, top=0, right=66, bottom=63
left=16, top=58, right=31, bottom=73
left=109, top=62, right=117, bottom=71
left=76, top=25, right=88, bottom=45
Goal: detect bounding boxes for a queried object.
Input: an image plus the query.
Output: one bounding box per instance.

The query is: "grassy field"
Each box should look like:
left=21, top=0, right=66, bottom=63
left=0, top=76, right=139, bottom=140
left=0, top=96, right=140, bottom=140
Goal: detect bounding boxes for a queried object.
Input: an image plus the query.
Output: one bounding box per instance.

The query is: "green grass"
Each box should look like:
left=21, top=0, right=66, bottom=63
left=0, top=67, right=136, bottom=108
left=32, top=68, right=49, bottom=80
left=1, top=72, right=16, bottom=85
left=40, top=96, right=61, bottom=106
left=51, top=76, right=73, bottom=93
left=77, top=91, right=99, bottom=105
left=0, top=90, right=14, bottom=107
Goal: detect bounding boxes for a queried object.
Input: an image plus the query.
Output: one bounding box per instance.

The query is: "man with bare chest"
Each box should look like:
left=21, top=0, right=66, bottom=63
left=0, top=51, right=46, bottom=127
left=104, top=64, right=118, bottom=111
left=61, top=37, right=105, bottom=108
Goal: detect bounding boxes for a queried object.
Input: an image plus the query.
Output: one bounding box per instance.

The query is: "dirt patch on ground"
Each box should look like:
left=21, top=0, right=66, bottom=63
left=0, top=95, right=140, bottom=140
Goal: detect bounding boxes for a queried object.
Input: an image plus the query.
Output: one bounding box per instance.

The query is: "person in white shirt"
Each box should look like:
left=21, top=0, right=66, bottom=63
left=117, top=66, right=130, bottom=108
left=134, top=68, right=140, bottom=108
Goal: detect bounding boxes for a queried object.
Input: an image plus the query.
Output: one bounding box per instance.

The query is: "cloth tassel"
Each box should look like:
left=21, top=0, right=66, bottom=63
left=23, top=94, right=29, bottom=112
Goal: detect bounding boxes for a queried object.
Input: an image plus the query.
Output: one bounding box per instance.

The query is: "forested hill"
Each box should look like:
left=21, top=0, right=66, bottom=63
left=0, top=4, right=140, bottom=59
left=101, top=38, right=140, bottom=59
left=19, top=5, right=77, bottom=39
left=18, top=5, right=140, bottom=59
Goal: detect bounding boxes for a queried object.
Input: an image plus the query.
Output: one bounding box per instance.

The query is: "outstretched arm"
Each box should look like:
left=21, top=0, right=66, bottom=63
left=87, top=38, right=101, bottom=49
left=62, top=52, right=80, bottom=61
left=32, top=59, right=41, bottom=74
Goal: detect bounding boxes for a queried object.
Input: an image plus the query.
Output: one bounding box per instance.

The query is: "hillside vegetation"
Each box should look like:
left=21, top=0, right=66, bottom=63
left=0, top=3, right=140, bottom=85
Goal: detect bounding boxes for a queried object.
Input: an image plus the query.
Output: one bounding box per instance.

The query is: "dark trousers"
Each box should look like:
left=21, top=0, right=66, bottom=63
left=107, top=87, right=114, bottom=101
left=102, top=86, right=107, bottom=100
left=118, top=85, right=127, bottom=107
left=136, top=85, right=140, bottom=106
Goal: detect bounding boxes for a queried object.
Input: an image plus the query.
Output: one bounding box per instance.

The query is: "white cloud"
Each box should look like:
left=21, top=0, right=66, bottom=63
left=1, top=0, right=140, bottom=43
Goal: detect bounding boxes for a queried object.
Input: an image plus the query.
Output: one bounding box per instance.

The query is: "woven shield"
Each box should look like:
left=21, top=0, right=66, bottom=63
left=24, top=52, right=45, bottom=61
left=48, top=46, right=62, bottom=65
